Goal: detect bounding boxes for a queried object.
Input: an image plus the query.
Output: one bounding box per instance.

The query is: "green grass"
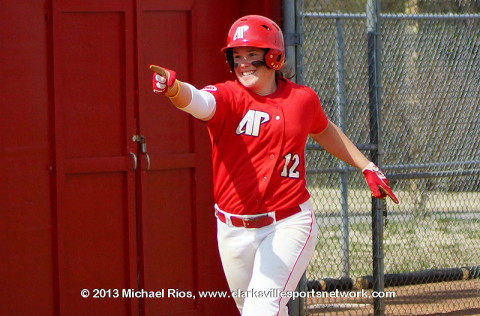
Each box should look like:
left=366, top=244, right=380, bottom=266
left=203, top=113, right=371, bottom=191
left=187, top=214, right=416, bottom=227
left=307, top=213, right=480, bottom=281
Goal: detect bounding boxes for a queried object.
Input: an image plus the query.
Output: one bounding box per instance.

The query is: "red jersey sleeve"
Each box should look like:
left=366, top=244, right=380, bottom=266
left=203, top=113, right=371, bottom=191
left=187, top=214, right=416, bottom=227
left=304, top=86, right=328, bottom=134
left=201, top=82, right=234, bottom=136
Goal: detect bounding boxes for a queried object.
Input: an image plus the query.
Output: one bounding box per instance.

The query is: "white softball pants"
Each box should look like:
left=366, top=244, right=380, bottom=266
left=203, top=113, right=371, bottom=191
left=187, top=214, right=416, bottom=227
left=216, top=199, right=318, bottom=316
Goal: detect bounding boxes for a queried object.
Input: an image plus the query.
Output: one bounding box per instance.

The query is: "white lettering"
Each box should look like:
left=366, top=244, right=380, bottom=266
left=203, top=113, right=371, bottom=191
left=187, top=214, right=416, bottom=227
left=281, top=153, right=300, bottom=178
left=233, top=26, right=249, bottom=40
left=236, top=110, right=270, bottom=137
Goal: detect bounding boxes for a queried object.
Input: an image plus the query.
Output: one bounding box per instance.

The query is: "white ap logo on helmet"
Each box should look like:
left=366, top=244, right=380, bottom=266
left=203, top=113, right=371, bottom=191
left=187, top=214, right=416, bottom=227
left=233, top=26, right=249, bottom=40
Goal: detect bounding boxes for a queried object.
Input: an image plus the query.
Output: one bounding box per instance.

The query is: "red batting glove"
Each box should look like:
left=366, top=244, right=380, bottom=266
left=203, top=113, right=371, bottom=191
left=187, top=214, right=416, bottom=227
left=149, top=65, right=177, bottom=94
left=362, top=162, right=399, bottom=204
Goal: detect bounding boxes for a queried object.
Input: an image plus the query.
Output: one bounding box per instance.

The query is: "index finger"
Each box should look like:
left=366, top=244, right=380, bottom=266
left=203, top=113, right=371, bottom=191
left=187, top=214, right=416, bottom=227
left=149, top=65, right=164, bottom=73
left=379, top=186, right=400, bottom=204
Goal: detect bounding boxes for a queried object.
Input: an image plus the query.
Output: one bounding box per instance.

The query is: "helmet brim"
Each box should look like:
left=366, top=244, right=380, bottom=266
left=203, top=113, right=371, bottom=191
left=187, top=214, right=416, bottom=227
left=220, top=41, right=274, bottom=53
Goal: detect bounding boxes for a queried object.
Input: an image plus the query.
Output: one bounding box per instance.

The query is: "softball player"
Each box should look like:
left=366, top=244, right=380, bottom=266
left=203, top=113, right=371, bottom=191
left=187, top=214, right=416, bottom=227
left=150, top=15, right=399, bottom=316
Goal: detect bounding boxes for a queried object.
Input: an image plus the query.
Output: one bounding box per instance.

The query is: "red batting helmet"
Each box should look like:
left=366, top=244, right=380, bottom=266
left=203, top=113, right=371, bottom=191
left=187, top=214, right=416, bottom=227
left=221, top=15, right=285, bottom=70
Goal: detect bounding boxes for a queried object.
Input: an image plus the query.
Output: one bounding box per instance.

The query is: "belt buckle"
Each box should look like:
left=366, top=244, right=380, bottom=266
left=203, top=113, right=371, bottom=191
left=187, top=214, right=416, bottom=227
left=242, top=217, right=255, bottom=228
left=242, top=215, right=273, bottom=228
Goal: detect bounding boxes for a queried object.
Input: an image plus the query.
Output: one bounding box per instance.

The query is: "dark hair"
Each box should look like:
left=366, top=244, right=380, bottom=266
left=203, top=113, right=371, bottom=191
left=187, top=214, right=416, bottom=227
left=275, top=59, right=295, bottom=79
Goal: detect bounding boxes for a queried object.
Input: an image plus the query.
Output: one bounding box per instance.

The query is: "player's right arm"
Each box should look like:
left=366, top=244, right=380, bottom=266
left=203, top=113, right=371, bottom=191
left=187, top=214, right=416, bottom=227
left=310, top=120, right=399, bottom=204
left=150, top=65, right=216, bottom=121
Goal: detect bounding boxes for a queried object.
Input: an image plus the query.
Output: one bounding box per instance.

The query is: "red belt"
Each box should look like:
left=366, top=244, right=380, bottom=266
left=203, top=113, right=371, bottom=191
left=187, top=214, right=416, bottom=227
left=215, top=206, right=301, bottom=229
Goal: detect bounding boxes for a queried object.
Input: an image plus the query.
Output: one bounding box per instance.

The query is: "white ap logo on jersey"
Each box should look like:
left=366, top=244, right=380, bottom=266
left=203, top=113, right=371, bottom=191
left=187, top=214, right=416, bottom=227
left=236, top=110, right=270, bottom=137
left=233, top=26, right=249, bottom=40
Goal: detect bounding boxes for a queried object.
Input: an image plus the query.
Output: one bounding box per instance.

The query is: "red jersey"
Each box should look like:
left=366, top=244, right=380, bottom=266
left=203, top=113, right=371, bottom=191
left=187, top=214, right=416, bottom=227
left=203, top=77, right=328, bottom=215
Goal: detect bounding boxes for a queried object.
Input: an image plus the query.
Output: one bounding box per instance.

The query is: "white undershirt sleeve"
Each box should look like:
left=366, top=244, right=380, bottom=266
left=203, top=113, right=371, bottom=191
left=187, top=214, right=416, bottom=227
left=178, top=83, right=216, bottom=121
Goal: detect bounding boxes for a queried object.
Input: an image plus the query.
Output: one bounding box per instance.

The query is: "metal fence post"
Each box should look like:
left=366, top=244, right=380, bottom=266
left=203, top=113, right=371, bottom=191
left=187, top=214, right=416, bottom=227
left=335, top=17, right=351, bottom=279
left=367, top=0, right=386, bottom=315
left=295, top=2, right=306, bottom=315
left=295, top=0, right=304, bottom=86
left=284, top=0, right=297, bottom=83
left=284, top=1, right=303, bottom=315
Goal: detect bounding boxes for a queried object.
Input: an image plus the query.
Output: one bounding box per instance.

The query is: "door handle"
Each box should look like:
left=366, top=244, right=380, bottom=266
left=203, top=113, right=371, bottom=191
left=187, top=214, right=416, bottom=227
left=144, top=153, right=151, bottom=171
left=130, top=152, right=137, bottom=171
left=132, top=134, right=151, bottom=171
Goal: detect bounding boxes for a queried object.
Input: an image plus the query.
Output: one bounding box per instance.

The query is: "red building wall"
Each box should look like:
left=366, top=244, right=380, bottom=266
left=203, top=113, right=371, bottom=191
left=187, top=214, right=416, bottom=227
left=0, top=0, right=281, bottom=315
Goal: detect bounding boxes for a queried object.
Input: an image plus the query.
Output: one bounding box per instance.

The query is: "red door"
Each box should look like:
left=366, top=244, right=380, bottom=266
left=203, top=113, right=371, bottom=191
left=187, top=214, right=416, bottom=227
left=52, top=0, right=235, bottom=315
left=136, top=1, right=198, bottom=314
left=135, top=1, right=235, bottom=314
left=52, top=0, right=139, bottom=314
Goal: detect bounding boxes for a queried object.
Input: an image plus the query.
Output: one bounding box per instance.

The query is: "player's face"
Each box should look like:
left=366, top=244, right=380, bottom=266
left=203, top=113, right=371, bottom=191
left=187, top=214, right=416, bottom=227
left=233, top=47, right=276, bottom=95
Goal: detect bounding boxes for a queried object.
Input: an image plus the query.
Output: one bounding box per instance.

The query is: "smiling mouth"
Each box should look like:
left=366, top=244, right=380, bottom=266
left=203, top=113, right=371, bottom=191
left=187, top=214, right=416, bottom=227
left=241, top=70, right=256, bottom=76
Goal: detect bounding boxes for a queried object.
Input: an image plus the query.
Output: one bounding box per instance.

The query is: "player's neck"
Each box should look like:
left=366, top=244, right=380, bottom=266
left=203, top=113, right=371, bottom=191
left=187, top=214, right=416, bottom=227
left=251, top=78, right=277, bottom=96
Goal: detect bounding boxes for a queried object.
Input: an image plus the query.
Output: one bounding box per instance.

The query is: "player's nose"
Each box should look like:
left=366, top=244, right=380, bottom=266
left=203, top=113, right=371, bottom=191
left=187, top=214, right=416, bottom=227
left=238, top=56, right=251, bottom=67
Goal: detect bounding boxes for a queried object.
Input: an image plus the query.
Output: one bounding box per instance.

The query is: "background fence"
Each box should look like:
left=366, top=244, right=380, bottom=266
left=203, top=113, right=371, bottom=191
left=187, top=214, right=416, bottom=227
left=296, top=0, right=480, bottom=315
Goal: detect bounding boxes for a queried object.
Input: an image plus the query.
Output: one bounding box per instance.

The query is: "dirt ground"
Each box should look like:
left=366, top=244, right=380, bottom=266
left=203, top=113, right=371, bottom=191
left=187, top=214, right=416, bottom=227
left=305, top=280, right=480, bottom=316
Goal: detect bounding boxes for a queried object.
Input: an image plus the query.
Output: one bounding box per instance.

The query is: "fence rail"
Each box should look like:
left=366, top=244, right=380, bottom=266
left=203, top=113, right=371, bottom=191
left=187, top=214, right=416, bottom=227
left=303, top=12, right=480, bottom=19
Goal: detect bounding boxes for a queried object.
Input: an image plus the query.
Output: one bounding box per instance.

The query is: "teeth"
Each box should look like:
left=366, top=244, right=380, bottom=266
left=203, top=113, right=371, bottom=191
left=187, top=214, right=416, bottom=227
left=242, top=71, right=255, bottom=76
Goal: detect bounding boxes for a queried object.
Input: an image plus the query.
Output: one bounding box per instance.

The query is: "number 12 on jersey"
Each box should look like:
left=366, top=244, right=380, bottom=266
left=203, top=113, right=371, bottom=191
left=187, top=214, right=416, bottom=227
left=281, top=153, right=300, bottom=178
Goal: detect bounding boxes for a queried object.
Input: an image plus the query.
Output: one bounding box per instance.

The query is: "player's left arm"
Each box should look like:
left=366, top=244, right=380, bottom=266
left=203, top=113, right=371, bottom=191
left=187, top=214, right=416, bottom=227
left=310, top=120, right=399, bottom=204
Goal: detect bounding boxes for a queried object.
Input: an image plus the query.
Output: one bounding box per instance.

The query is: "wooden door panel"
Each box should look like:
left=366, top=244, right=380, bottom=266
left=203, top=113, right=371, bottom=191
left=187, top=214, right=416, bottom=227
left=136, top=1, right=199, bottom=315
left=55, top=12, right=128, bottom=159
left=0, top=1, right=56, bottom=314
left=140, top=169, right=196, bottom=314
left=138, top=9, right=193, bottom=156
left=59, top=173, right=132, bottom=289
left=52, top=1, right=138, bottom=315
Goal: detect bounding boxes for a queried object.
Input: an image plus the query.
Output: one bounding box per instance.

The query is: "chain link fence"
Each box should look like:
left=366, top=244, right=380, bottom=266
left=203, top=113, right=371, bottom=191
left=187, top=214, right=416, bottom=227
left=298, top=0, right=480, bottom=315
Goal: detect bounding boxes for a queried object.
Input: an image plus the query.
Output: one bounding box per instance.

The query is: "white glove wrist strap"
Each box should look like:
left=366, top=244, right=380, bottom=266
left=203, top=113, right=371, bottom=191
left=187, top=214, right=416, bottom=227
left=362, top=161, right=375, bottom=173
